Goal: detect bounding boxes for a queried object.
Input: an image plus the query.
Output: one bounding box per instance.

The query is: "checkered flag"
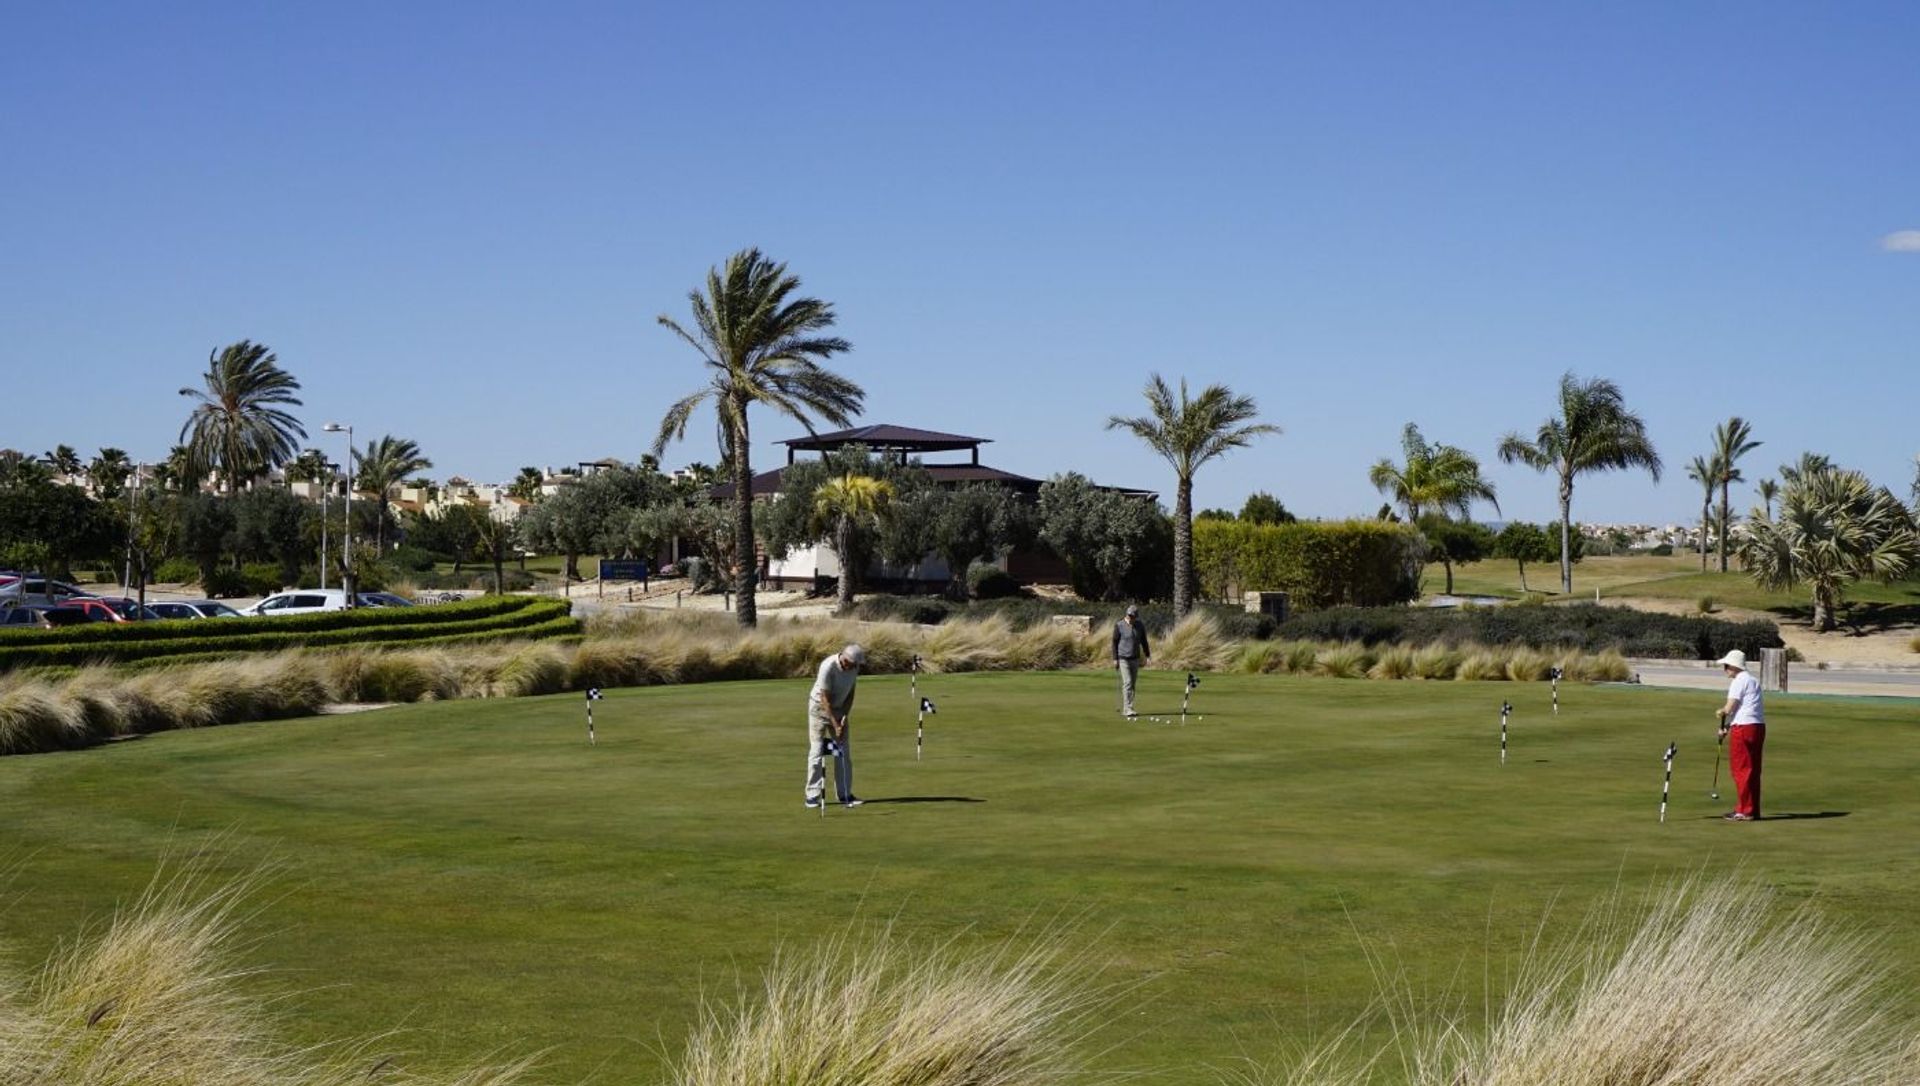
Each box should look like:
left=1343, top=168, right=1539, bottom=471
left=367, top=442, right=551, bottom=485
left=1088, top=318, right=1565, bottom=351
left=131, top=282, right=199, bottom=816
left=920, top=696, right=936, bottom=714
left=585, top=688, right=603, bottom=744
left=586, top=688, right=603, bottom=701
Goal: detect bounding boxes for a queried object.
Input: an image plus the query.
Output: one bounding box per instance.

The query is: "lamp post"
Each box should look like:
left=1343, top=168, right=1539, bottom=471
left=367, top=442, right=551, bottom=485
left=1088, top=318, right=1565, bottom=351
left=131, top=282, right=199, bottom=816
left=323, top=423, right=354, bottom=604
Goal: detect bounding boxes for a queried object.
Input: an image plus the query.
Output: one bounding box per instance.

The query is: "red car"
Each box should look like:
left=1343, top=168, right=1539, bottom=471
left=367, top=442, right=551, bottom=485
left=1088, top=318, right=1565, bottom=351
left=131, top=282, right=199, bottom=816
left=50, top=597, right=162, bottom=623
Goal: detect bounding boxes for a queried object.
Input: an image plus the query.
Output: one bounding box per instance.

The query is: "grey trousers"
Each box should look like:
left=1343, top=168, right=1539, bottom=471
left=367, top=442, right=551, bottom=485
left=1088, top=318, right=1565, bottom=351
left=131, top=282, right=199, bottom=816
left=805, top=709, right=854, bottom=802
left=1117, top=657, right=1141, bottom=715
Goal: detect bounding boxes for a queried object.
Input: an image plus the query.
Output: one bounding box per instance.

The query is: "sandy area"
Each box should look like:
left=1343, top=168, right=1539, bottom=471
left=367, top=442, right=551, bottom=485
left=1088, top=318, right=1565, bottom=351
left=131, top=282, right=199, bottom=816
left=1605, top=596, right=1919, bottom=669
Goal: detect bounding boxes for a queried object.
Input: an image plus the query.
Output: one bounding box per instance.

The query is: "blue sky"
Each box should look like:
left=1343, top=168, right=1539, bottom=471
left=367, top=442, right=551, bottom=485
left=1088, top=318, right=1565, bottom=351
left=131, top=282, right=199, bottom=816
left=4, top=1, right=1916, bottom=525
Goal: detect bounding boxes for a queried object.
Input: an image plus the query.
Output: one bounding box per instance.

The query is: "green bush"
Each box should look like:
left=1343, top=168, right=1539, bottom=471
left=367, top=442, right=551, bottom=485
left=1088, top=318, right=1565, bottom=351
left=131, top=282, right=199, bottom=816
left=152, top=557, right=200, bottom=584
left=850, top=595, right=1278, bottom=641
left=202, top=568, right=249, bottom=598
left=1273, top=603, right=1783, bottom=660
left=388, top=545, right=441, bottom=573
left=240, top=563, right=283, bottom=595
left=1192, top=519, right=1424, bottom=609
left=1650, top=542, right=1674, bottom=556
left=966, top=562, right=1023, bottom=600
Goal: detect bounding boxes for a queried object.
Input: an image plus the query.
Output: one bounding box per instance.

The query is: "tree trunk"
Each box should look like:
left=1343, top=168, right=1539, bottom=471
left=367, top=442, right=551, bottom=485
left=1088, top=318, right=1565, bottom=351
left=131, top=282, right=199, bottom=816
left=1558, top=473, right=1574, bottom=595
left=731, top=404, right=758, bottom=628
left=1517, top=559, right=1529, bottom=594
left=1812, top=580, right=1837, bottom=632
left=1173, top=476, right=1194, bottom=616
left=1717, top=481, right=1731, bottom=572
left=565, top=550, right=580, bottom=581
left=1699, top=500, right=1709, bottom=571
left=1442, top=556, right=1455, bottom=595
left=835, top=519, right=855, bottom=613
left=492, top=546, right=506, bottom=596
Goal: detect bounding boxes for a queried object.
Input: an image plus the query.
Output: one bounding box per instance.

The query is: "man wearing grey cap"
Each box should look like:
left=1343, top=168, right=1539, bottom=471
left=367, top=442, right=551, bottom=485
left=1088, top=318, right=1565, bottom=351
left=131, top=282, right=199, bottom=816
left=806, top=643, right=866, bottom=808
left=1112, top=604, right=1150, bottom=719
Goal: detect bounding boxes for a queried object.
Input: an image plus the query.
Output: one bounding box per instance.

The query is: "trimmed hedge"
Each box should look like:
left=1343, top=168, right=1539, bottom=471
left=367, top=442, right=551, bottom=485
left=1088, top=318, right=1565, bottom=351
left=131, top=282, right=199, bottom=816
left=1275, top=603, right=1783, bottom=660
left=1193, top=519, right=1425, bottom=609
left=852, top=596, right=1280, bottom=641
left=0, top=598, right=577, bottom=669
left=0, top=594, right=548, bottom=648
left=119, top=617, right=588, bottom=671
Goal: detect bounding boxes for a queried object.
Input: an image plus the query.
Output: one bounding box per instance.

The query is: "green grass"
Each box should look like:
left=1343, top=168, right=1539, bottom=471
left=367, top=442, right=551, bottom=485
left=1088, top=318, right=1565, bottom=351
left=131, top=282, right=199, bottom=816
left=1, top=672, right=1916, bottom=1082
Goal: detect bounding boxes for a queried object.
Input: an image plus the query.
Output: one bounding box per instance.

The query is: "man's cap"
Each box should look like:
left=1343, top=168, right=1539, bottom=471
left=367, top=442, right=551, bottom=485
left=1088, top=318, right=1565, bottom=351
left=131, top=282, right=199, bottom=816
left=1717, top=650, right=1747, bottom=671
left=1125, top=604, right=1138, bottom=616
left=842, top=643, right=867, bottom=665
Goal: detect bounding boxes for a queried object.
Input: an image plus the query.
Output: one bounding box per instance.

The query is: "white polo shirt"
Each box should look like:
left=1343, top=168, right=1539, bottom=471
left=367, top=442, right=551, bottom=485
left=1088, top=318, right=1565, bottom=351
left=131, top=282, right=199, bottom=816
left=1726, top=669, right=1764, bottom=726
left=811, top=654, right=858, bottom=715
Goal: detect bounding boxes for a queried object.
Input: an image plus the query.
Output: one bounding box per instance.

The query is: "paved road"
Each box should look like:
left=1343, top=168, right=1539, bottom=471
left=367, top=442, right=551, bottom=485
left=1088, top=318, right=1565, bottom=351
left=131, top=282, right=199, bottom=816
left=1629, top=660, right=1920, bottom=699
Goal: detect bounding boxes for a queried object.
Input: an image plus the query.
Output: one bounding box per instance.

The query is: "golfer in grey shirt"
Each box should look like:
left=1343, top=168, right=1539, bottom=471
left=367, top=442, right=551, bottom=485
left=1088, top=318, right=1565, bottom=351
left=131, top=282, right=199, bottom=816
left=1113, top=605, right=1149, bottom=718
left=806, top=643, right=865, bottom=808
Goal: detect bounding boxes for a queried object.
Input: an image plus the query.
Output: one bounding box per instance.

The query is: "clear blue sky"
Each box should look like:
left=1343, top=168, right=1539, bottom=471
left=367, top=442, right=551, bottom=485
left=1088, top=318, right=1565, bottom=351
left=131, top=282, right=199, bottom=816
left=5, top=1, right=1916, bottom=525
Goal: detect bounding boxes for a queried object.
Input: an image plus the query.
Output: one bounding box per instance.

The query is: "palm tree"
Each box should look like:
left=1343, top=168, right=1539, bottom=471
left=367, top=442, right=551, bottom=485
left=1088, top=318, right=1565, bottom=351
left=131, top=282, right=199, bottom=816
left=1757, top=478, right=1779, bottom=520
left=811, top=474, right=895, bottom=612
left=87, top=448, right=133, bottom=499
left=1497, top=373, right=1662, bottom=594
left=1684, top=454, right=1719, bottom=572
left=352, top=435, right=433, bottom=552
left=178, top=341, right=306, bottom=494
left=1368, top=422, right=1500, bottom=522
left=651, top=248, right=861, bottom=628
left=46, top=445, right=82, bottom=478
left=1779, top=452, right=1832, bottom=486
left=1107, top=375, right=1280, bottom=617
left=1741, top=465, right=1919, bottom=631
left=509, top=467, right=545, bottom=502
left=1710, top=417, right=1762, bottom=572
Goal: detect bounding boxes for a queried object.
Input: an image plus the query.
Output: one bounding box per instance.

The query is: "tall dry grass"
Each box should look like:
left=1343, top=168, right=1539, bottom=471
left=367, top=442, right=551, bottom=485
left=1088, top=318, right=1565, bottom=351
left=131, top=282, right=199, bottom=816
left=1245, top=877, right=1918, bottom=1086
left=0, top=861, right=529, bottom=1086
left=1, top=612, right=1648, bottom=756
left=669, top=925, right=1110, bottom=1086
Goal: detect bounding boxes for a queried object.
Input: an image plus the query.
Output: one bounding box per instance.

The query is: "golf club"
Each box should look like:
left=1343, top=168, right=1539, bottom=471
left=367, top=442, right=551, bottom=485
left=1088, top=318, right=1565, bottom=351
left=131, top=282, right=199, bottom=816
left=917, top=696, right=936, bottom=761
left=1660, top=741, right=1677, bottom=823
left=1710, top=728, right=1724, bottom=800
left=585, top=687, right=602, bottom=745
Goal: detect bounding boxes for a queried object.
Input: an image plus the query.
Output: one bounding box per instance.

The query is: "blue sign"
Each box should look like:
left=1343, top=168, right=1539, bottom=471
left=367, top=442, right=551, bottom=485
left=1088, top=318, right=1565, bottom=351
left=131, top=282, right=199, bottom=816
left=598, top=559, right=650, bottom=581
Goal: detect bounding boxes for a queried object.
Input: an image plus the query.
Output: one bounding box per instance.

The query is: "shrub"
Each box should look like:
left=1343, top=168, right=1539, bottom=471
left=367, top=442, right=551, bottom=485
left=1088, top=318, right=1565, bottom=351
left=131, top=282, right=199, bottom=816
left=1910, top=634, right=1919, bottom=654
left=1368, top=644, right=1417, bottom=680
left=1275, top=603, right=1783, bottom=660
left=1155, top=613, right=1236, bottom=672
left=1314, top=643, right=1374, bottom=679
left=200, top=568, right=249, bottom=598
left=151, top=557, right=200, bottom=584
left=1193, top=518, right=1425, bottom=609
left=1455, top=647, right=1507, bottom=681
left=966, top=561, right=1024, bottom=600
left=239, top=562, right=283, bottom=595
left=1697, top=594, right=1718, bottom=614
left=1650, top=542, right=1674, bottom=555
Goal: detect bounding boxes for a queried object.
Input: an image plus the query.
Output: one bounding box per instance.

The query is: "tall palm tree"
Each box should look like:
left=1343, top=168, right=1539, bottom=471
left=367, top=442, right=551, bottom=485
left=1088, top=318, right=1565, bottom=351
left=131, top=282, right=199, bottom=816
left=1779, top=452, right=1832, bottom=486
left=1107, top=375, right=1280, bottom=617
left=46, top=445, right=82, bottom=477
left=178, top=341, right=306, bottom=494
left=1741, top=465, right=1919, bottom=631
left=1710, top=416, right=1762, bottom=572
left=1757, top=478, right=1779, bottom=520
left=87, top=448, right=133, bottom=499
left=651, top=248, right=861, bottom=628
left=352, top=435, right=433, bottom=552
left=1497, top=372, right=1662, bottom=594
left=811, top=474, right=894, bottom=612
left=1368, top=422, right=1500, bottom=522
left=1684, top=454, right=1719, bottom=572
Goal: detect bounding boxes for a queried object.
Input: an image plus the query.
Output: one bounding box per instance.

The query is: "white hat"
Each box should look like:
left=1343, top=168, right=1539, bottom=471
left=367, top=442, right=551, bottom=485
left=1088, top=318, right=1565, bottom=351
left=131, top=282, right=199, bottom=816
left=1717, top=650, right=1747, bottom=671
left=842, top=643, right=867, bottom=665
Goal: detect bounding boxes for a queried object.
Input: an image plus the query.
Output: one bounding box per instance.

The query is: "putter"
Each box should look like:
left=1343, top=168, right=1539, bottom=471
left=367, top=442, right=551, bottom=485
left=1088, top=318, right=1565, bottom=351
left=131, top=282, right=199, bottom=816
left=1660, top=741, right=1677, bottom=824
left=585, top=687, right=602, bottom=745
left=1710, top=728, right=1724, bottom=800
left=917, top=696, right=936, bottom=761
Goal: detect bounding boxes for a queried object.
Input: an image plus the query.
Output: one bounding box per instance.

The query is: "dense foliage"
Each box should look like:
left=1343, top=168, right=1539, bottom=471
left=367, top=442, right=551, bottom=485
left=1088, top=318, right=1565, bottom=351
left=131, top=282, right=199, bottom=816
left=1192, top=518, right=1426, bottom=608
left=1275, top=602, right=1783, bottom=660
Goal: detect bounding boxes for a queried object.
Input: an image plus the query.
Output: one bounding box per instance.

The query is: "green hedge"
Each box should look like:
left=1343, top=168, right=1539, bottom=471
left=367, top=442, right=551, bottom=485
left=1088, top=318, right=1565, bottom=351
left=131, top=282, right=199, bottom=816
left=119, top=617, right=587, bottom=671
left=0, top=594, right=546, bottom=649
left=1274, top=602, right=1784, bottom=660
left=0, top=599, right=576, bottom=669
left=1193, top=519, right=1425, bottom=609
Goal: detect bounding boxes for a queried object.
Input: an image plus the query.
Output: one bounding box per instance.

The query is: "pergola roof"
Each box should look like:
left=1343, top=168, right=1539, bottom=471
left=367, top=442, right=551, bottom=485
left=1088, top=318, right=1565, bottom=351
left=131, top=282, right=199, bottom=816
left=780, top=424, right=989, bottom=454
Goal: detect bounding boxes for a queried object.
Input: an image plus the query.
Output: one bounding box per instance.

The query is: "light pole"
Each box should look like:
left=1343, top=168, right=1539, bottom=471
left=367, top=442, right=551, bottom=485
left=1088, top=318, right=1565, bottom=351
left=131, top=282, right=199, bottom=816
left=323, top=423, right=354, bottom=604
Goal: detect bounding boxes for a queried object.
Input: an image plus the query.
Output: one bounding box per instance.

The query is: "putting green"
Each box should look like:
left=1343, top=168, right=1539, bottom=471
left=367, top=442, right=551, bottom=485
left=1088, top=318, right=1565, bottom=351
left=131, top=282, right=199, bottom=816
left=1, top=672, right=1915, bottom=1081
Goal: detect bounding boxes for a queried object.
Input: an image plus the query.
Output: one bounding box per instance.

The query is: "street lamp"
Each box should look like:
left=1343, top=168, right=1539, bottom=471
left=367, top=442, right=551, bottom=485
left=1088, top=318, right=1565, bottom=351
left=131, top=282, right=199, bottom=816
left=323, top=423, right=354, bottom=603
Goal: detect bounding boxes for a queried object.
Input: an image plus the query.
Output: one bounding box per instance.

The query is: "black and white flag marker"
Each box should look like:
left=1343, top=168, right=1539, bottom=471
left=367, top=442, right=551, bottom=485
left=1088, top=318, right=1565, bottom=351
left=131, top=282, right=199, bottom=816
left=1500, top=701, right=1511, bottom=765
left=585, top=688, right=603, bottom=745
left=916, top=696, right=936, bottom=761
left=817, top=736, right=840, bottom=819
left=1660, top=741, right=1677, bottom=823
left=1181, top=673, right=1201, bottom=723
left=1549, top=666, right=1562, bottom=715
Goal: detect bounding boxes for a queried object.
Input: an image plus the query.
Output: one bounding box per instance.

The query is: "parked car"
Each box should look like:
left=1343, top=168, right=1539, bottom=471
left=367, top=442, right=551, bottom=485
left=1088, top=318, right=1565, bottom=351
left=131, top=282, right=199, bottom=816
left=149, top=599, right=245, bottom=620
left=243, top=589, right=350, bottom=617
left=0, top=573, right=95, bottom=608
left=355, top=592, right=415, bottom=608
left=55, top=597, right=162, bottom=623
left=0, top=605, right=54, bottom=629
left=39, top=607, right=96, bottom=627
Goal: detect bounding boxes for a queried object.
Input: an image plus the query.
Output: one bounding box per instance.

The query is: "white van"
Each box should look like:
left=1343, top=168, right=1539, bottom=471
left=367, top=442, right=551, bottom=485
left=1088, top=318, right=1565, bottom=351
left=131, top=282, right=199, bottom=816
left=243, top=589, right=350, bottom=617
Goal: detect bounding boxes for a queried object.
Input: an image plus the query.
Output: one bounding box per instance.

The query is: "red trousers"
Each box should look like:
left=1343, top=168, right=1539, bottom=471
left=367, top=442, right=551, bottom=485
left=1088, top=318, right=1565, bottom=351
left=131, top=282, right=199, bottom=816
left=1728, top=724, right=1765, bottom=818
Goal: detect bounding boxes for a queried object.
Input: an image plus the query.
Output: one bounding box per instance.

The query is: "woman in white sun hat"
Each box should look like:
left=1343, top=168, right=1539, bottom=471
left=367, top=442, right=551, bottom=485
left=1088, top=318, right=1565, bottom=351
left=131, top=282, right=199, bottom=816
left=1714, top=649, right=1765, bottom=821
